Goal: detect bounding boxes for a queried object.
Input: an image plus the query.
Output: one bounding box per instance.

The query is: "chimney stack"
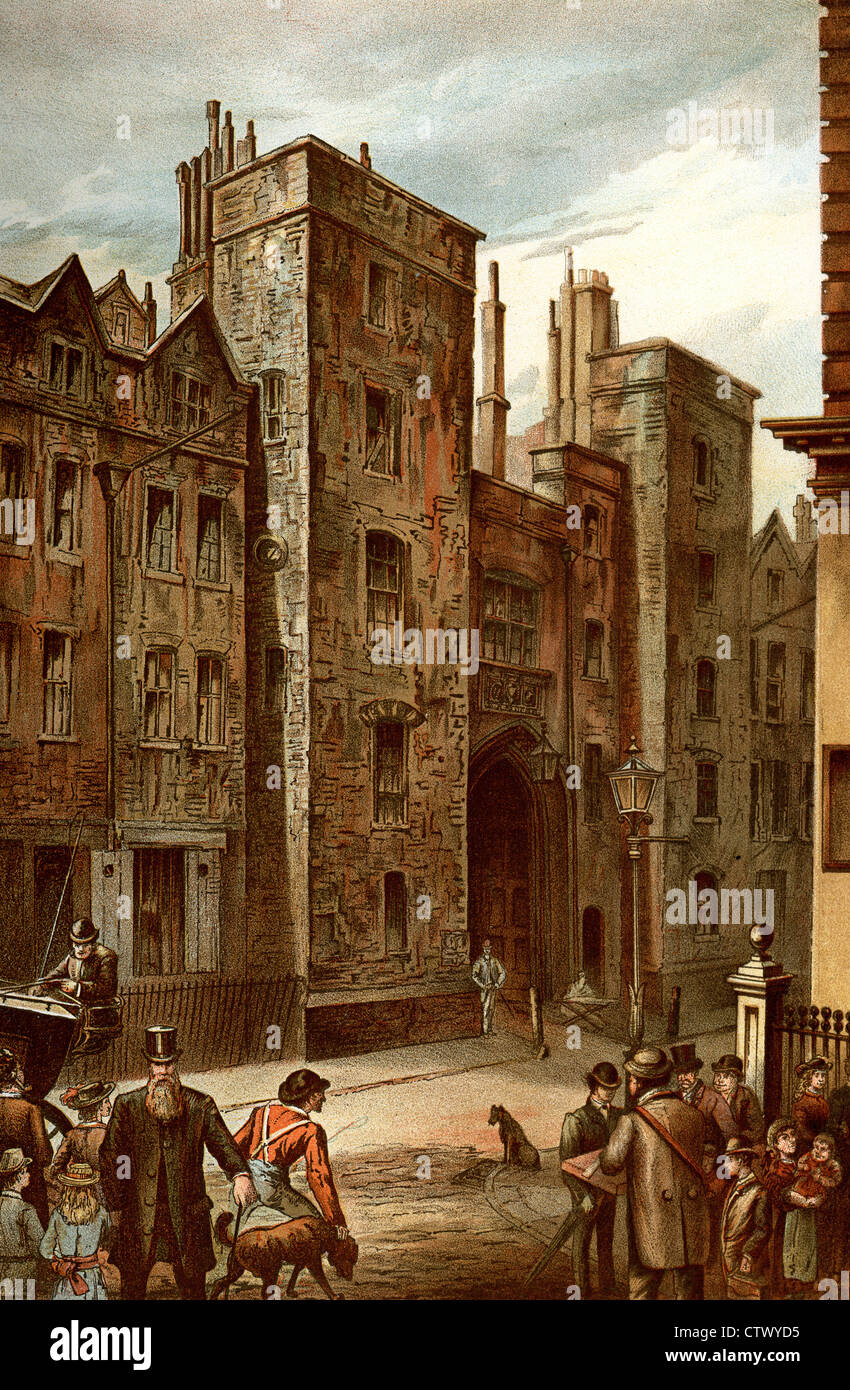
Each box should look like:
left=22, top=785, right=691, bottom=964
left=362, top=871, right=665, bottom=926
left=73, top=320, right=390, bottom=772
left=476, top=259, right=510, bottom=481
left=222, top=110, right=235, bottom=173
left=793, top=492, right=816, bottom=544
left=237, top=119, right=257, bottom=168
left=544, top=298, right=562, bottom=445
left=206, top=100, right=221, bottom=156
left=559, top=263, right=614, bottom=447
left=143, top=282, right=157, bottom=347
left=360, top=141, right=371, bottom=169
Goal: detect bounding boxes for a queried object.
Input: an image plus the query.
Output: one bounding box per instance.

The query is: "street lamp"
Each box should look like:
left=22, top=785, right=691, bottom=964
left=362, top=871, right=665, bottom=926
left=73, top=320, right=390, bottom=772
left=608, top=736, right=664, bottom=1051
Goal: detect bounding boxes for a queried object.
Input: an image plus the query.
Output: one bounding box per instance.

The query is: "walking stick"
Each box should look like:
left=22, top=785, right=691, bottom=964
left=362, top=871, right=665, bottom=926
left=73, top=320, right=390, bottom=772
left=522, top=1189, right=594, bottom=1290
left=222, top=1203, right=244, bottom=1301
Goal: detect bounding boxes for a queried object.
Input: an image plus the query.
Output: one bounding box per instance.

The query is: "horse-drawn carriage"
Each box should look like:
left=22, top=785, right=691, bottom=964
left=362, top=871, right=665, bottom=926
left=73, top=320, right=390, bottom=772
left=0, top=985, right=122, bottom=1145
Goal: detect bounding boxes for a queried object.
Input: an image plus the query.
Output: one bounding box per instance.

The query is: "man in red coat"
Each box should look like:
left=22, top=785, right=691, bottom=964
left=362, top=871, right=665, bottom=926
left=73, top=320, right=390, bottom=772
left=233, top=1069, right=348, bottom=1232
left=793, top=1057, right=831, bottom=1155
left=0, top=1048, right=51, bottom=1225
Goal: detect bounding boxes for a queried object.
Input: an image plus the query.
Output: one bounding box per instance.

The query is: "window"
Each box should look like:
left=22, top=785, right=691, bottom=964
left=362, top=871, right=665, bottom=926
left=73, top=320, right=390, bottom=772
left=770, top=760, right=789, bottom=838
left=697, top=551, right=715, bottom=606
left=264, top=646, right=287, bottom=711
left=374, top=721, right=406, bottom=825
left=767, top=569, right=784, bottom=609
left=695, top=659, right=716, bottom=717
left=47, top=343, right=83, bottom=396
left=482, top=576, right=538, bottom=667
left=694, top=439, right=710, bottom=491
left=694, top=870, right=719, bottom=936
left=766, top=642, right=786, bottom=724
left=750, top=761, right=763, bottom=840
left=0, top=626, right=12, bottom=723
left=112, top=307, right=129, bottom=344
left=196, top=656, right=225, bottom=746
left=749, top=639, right=760, bottom=717
left=696, top=761, right=718, bottom=819
left=583, top=619, right=604, bottom=679
left=384, top=872, right=407, bottom=952
left=801, top=649, right=815, bottom=722
left=0, top=443, right=24, bottom=501
left=134, top=848, right=185, bottom=976
left=169, top=372, right=211, bottom=433
left=366, top=533, right=402, bottom=632
left=262, top=373, right=284, bottom=440
left=584, top=505, right=600, bottom=555
left=801, top=762, right=814, bottom=841
left=145, top=487, right=176, bottom=572
left=367, top=263, right=389, bottom=329
left=51, top=460, right=76, bottom=551
left=365, top=385, right=398, bottom=476
left=196, top=494, right=223, bottom=582
left=584, top=743, right=603, bottom=823
left=143, top=649, right=174, bottom=740
left=42, top=631, right=72, bottom=737
left=824, top=748, right=850, bottom=869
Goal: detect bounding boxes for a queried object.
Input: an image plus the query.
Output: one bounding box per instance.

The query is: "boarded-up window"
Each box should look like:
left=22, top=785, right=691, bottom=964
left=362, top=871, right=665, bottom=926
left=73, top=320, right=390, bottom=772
left=384, top=872, right=407, bottom=953
left=134, top=848, right=185, bottom=976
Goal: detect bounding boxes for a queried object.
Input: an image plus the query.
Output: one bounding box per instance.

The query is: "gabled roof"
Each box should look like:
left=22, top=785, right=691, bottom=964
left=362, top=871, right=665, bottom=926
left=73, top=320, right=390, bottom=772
left=146, top=294, right=247, bottom=386
left=94, top=270, right=145, bottom=317
left=0, top=255, right=79, bottom=312
left=751, top=506, right=814, bottom=576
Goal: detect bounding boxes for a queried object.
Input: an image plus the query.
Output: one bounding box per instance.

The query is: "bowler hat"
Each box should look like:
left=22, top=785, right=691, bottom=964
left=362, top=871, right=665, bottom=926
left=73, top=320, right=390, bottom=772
left=57, top=1162, right=99, bottom=1188
left=70, top=918, right=99, bottom=945
left=279, top=1068, right=330, bottom=1105
left=795, top=1055, right=832, bottom=1077
left=724, top=1136, right=758, bottom=1159
left=624, top=1047, right=673, bottom=1082
left=712, top=1054, right=744, bottom=1076
left=0, top=1147, right=31, bottom=1180
left=60, top=1080, right=114, bottom=1112
left=585, top=1061, right=621, bottom=1091
left=671, top=1042, right=703, bottom=1073
left=142, top=1024, right=181, bottom=1063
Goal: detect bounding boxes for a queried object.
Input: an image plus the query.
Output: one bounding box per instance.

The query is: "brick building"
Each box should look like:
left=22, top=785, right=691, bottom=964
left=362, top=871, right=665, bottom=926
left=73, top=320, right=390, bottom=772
left=0, top=251, right=254, bottom=1065
left=748, top=498, right=816, bottom=993
left=168, top=104, right=483, bottom=1057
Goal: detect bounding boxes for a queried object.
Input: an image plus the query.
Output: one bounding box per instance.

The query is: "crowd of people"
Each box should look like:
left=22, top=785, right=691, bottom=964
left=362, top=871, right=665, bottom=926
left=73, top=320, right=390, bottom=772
left=0, top=1026, right=350, bottom=1300
left=560, top=1043, right=850, bottom=1299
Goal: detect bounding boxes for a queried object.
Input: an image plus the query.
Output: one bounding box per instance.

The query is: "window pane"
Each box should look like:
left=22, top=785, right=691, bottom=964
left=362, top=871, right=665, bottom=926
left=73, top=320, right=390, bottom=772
left=146, top=488, right=174, bottom=571
left=375, top=722, right=406, bottom=824
left=42, top=632, right=71, bottom=736
left=197, top=495, right=222, bottom=582
left=52, top=461, right=75, bottom=550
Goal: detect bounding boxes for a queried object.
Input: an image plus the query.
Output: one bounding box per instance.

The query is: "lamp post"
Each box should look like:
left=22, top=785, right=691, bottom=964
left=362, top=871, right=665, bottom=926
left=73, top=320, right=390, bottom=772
left=607, top=736, right=665, bottom=1051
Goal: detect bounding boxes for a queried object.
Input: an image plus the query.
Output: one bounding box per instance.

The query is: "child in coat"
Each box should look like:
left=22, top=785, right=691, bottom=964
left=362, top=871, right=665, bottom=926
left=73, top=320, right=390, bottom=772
left=39, top=1162, right=110, bottom=1301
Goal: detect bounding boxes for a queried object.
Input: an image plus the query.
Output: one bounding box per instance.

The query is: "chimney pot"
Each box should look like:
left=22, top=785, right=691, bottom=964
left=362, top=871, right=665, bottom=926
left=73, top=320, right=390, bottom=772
left=360, top=141, right=371, bottom=169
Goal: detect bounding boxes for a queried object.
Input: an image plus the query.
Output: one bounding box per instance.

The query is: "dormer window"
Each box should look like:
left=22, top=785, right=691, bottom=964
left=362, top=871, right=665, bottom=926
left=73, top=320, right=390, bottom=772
left=170, top=371, right=211, bottom=434
left=48, top=342, right=84, bottom=397
left=112, top=307, right=130, bottom=345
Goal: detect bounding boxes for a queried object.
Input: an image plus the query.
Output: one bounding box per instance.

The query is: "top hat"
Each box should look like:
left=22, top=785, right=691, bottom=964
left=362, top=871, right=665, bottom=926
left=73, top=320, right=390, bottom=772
left=795, top=1055, right=832, bottom=1077
left=278, top=1068, right=331, bottom=1105
left=0, top=1147, right=32, bottom=1180
left=57, top=1162, right=99, bottom=1188
left=142, top=1025, right=181, bottom=1063
left=60, top=1080, right=114, bottom=1112
left=671, top=1043, right=703, bottom=1073
left=624, top=1047, right=673, bottom=1082
left=712, top=1054, right=744, bottom=1076
left=70, top=918, right=99, bottom=945
left=585, top=1061, right=622, bottom=1091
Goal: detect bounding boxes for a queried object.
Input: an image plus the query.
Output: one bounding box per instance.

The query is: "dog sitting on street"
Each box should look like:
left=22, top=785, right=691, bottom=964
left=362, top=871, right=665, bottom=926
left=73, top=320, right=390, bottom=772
left=488, top=1104, right=541, bottom=1169
left=211, top=1212, right=358, bottom=1300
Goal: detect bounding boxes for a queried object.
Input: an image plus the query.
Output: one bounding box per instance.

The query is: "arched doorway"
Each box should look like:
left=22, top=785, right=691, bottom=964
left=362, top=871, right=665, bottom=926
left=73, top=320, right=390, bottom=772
left=581, top=906, right=604, bottom=994
left=468, top=759, right=535, bottom=998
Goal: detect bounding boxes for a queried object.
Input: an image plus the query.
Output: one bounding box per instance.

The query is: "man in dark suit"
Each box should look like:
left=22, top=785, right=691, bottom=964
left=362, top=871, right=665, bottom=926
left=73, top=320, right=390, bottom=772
left=100, top=1025, right=257, bottom=1300
left=37, top=917, right=118, bottom=1005
left=559, top=1061, right=623, bottom=1295
left=0, top=1048, right=52, bottom=1225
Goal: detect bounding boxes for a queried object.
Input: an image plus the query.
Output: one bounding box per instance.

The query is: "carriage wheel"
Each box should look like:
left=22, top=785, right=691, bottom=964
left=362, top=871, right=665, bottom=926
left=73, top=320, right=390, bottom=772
left=40, top=1100, right=72, bottom=1154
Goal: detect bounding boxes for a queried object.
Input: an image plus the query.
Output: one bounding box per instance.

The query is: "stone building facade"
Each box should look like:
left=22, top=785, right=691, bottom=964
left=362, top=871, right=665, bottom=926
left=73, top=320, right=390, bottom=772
left=168, top=105, right=483, bottom=1056
left=748, top=499, right=816, bottom=994
left=0, top=252, right=252, bottom=1034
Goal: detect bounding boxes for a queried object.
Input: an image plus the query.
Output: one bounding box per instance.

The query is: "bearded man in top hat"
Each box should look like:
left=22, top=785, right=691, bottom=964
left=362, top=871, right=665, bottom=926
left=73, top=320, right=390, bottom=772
left=712, top=1054, right=765, bottom=1149
left=100, top=1025, right=257, bottom=1300
left=559, top=1061, right=623, bottom=1295
left=599, top=1046, right=709, bottom=1300
left=36, top=918, right=118, bottom=1007
left=0, top=1048, right=51, bottom=1226
left=233, top=1068, right=348, bottom=1233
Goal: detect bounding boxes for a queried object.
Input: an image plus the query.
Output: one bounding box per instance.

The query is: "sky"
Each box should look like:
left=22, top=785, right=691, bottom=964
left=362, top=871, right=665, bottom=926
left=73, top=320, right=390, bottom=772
left=0, top=0, right=821, bottom=527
